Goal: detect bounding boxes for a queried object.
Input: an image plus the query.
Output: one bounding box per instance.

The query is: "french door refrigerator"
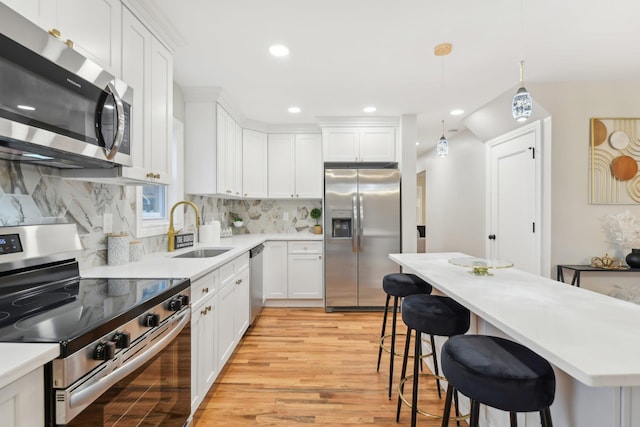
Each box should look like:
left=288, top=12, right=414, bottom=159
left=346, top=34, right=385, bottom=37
left=324, top=166, right=401, bottom=311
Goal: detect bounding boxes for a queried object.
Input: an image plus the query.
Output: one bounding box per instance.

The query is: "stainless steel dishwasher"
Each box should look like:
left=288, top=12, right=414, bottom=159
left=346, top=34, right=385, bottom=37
left=249, top=244, right=264, bottom=324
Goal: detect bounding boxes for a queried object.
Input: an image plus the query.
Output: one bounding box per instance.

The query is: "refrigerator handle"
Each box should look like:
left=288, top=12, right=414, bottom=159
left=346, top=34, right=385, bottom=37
left=359, top=194, right=364, bottom=252
left=352, top=195, right=358, bottom=253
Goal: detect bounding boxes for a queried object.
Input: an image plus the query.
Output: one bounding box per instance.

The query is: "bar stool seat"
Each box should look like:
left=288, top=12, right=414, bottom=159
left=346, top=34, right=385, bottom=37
left=397, top=294, right=470, bottom=426
left=441, top=335, right=555, bottom=427
left=377, top=273, right=432, bottom=399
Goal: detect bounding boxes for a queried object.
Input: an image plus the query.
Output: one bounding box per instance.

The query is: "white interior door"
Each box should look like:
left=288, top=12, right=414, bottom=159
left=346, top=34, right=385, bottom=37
left=487, top=122, right=541, bottom=274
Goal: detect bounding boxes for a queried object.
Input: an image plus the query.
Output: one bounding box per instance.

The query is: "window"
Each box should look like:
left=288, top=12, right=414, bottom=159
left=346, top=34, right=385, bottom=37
left=142, top=185, right=167, bottom=220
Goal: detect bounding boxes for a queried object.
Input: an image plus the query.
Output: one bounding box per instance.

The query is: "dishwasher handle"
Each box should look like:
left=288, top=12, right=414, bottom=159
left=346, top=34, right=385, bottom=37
left=250, top=244, right=264, bottom=258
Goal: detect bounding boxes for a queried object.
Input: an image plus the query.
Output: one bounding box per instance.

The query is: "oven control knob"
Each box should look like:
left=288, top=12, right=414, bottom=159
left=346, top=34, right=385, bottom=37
left=112, top=331, right=131, bottom=349
left=178, top=295, right=190, bottom=306
left=94, top=341, right=116, bottom=360
left=168, top=298, right=183, bottom=311
left=143, top=313, right=160, bottom=327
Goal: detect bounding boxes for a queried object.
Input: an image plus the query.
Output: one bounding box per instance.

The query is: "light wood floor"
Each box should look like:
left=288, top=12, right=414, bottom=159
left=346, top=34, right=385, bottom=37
left=193, top=307, right=467, bottom=426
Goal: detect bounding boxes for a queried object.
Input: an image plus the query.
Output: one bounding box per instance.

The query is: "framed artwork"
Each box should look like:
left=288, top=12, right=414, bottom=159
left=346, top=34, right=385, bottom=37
left=590, top=117, right=640, bottom=204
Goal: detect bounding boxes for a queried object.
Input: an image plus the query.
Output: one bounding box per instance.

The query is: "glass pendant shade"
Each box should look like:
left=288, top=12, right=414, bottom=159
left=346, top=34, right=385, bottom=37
left=437, top=120, right=448, bottom=157
left=437, top=135, right=449, bottom=157
left=512, top=60, right=532, bottom=122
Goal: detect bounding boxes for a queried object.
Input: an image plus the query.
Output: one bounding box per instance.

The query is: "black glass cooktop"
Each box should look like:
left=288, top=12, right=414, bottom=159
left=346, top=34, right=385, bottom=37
left=0, top=276, right=189, bottom=350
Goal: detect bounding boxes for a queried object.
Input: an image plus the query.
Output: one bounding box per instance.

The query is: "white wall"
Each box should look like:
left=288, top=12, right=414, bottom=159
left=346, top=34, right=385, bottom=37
left=418, top=129, right=486, bottom=256
left=401, top=115, right=418, bottom=253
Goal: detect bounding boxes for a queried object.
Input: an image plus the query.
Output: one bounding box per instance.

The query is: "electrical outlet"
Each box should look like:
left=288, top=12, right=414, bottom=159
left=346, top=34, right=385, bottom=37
left=103, top=213, right=113, bottom=234
left=283, top=212, right=289, bottom=221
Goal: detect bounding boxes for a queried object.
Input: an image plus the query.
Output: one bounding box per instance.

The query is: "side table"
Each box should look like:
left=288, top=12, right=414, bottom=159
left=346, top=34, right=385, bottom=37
left=556, top=264, right=640, bottom=287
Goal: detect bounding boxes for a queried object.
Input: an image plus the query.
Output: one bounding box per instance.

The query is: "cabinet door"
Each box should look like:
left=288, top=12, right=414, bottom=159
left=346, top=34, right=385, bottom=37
left=264, top=241, right=288, bottom=298
left=233, top=121, right=243, bottom=197
left=242, top=129, right=268, bottom=198
left=1, top=0, right=55, bottom=30
left=191, top=292, right=218, bottom=414
left=224, top=113, right=236, bottom=195
left=217, top=282, right=236, bottom=366
left=322, top=128, right=359, bottom=162
left=56, top=0, right=122, bottom=76
left=234, top=268, right=250, bottom=340
left=185, top=101, right=217, bottom=194
left=295, top=134, right=323, bottom=198
left=216, top=107, right=228, bottom=195
left=148, top=38, right=173, bottom=184
left=268, top=134, right=295, bottom=198
left=121, top=8, right=150, bottom=171
left=359, top=127, right=396, bottom=162
left=288, top=253, right=323, bottom=299
left=0, top=367, right=44, bottom=427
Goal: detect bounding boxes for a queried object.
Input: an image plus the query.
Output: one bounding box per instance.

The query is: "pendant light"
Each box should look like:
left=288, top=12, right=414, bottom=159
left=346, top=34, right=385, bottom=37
left=512, top=0, right=532, bottom=122
left=437, top=120, right=448, bottom=157
left=434, top=43, right=452, bottom=158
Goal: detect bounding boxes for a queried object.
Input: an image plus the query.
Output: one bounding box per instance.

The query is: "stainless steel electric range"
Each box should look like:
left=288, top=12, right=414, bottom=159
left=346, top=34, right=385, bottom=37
left=0, top=224, right=191, bottom=427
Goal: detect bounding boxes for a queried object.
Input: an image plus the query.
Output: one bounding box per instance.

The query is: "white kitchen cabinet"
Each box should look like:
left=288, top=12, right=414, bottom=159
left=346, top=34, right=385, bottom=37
left=217, top=253, right=250, bottom=367
left=264, top=241, right=288, bottom=298
left=264, top=241, right=323, bottom=302
left=322, top=127, right=395, bottom=162
left=190, top=271, right=219, bottom=414
left=121, top=7, right=173, bottom=184
left=288, top=242, right=323, bottom=299
left=215, top=106, right=242, bottom=197
left=0, top=367, right=44, bottom=427
left=268, top=134, right=322, bottom=198
left=267, top=134, right=295, bottom=198
left=242, top=129, right=268, bottom=198
left=4, top=0, right=121, bottom=76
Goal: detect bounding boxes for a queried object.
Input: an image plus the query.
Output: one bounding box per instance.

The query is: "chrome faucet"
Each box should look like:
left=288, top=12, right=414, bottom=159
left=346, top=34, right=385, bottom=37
left=167, top=201, right=200, bottom=252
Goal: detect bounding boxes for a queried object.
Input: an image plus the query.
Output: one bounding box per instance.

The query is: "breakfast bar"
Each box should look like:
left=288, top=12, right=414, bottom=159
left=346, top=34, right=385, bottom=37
left=390, top=252, right=640, bottom=427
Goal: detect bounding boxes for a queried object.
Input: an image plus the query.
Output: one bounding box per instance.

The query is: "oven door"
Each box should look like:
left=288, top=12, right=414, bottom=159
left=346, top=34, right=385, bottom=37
left=50, top=310, right=190, bottom=427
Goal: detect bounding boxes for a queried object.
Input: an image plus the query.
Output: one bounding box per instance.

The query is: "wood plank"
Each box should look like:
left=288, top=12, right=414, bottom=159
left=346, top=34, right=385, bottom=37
left=193, top=308, right=466, bottom=426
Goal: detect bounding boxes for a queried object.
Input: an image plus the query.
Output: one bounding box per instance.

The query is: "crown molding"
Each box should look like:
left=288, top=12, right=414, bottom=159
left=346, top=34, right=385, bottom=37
left=316, top=116, right=400, bottom=127
left=122, top=0, right=185, bottom=51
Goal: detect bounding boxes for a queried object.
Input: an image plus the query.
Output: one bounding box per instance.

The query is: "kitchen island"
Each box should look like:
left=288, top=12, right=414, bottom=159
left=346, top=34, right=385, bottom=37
left=390, top=252, right=640, bottom=427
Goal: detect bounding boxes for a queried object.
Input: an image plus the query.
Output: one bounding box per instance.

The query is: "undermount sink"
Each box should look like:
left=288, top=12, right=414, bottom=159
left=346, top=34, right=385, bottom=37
left=172, top=248, right=230, bottom=259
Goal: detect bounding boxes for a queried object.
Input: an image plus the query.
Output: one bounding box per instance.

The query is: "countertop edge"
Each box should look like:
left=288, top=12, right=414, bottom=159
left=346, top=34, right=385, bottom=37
left=0, top=343, right=59, bottom=389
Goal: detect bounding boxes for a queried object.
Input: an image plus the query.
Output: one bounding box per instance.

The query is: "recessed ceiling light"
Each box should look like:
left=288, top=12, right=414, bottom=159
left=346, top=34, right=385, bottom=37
left=416, top=141, right=420, bottom=146
left=450, top=109, right=464, bottom=116
left=17, top=105, right=35, bottom=111
left=363, top=106, right=376, bottom=113
left=288, top=106, right=301, bottom=113
left=269, top=44, right=290, bottom=57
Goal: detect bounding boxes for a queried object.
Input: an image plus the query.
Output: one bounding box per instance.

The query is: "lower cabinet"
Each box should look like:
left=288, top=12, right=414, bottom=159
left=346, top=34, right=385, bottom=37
left=264, top=241, right=323, bottom=303
left=217, top=253, right=250, bottom=367
left=190, top=253, right=250, bottom=417
left=0, top=367, right=44, bottom=427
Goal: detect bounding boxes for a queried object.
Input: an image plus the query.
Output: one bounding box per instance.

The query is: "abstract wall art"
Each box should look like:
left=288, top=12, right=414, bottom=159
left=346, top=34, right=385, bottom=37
left=590, top=117, right=640, bottom=204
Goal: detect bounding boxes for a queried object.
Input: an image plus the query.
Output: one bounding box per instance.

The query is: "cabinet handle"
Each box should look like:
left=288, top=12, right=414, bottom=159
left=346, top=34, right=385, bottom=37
left=65, top=39, right=74, bottom=48
left=48, top=28, right=62, bottom=39
left=319, top=255, right=322, bottom=259
left=154, top=173, right=161, bottom=179
left=296, top=194, right=299, bottom=198
left=244, top=193, right=247, bottom=196
left=202, top=287, right=209, bottom=293
left=291, top=194, right=294, bottom=198
left=200, top=308, right=208, bottom=315
left=207, top=305, right=212, bottom=312
left=146, top=172, right=154, bottom=178
left=235, top=279, right=242, bottom=285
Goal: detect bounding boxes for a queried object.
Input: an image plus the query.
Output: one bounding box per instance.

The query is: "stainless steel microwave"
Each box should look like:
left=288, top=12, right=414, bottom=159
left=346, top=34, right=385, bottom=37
left=0, top=3, right=133, bottom=169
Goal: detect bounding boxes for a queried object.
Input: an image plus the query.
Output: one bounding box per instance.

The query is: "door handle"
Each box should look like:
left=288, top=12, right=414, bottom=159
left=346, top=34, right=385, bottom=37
left=488, top=234, right=496, bottom=240
left=359, top=194, right=364, bottom=252
left=352, top=195, right=357, bottom=253
left=98, top=81, right=125, bottom=160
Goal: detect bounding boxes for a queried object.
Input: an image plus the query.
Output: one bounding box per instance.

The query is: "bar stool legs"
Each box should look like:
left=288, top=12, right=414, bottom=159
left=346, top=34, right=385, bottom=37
left=376, top=293, right=391, bottom=372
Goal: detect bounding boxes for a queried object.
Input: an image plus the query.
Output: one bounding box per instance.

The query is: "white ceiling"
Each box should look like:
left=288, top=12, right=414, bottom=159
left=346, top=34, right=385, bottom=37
left=135, top=0, right=640, bottom=155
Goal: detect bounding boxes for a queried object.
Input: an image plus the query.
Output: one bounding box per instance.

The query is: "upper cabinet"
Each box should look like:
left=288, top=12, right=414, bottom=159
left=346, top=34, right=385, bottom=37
left=121, top=7, right=173, bottom=184
left=3, top=0, right=122, bottom=76
left=242, top=129, right=268, bottom=198
left=322, top=127, right=396, bottom=162
left=184, top=100, right=243, bottom=196
left=268, top=134, right=322, bottom=199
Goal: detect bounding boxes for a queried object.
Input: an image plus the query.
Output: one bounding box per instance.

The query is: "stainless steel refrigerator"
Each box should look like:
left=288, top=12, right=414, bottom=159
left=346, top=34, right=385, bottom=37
left=324, top=166, right=401, bottom=311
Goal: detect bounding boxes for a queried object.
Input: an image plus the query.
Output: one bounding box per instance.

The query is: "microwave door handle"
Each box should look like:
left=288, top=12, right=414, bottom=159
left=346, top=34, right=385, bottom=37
left=100, top=81, right=125, bottom=160
left=352, top=195, right=357, bottom=253
left=359, top=194, right=364, bottom=252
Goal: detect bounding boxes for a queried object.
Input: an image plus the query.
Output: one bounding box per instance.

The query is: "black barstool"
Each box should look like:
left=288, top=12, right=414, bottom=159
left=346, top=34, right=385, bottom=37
left=377, top=273, right=433, bottom=399
left=397, top=294, right=470, bottom=427
left=441, top=335, right=555, bottom=427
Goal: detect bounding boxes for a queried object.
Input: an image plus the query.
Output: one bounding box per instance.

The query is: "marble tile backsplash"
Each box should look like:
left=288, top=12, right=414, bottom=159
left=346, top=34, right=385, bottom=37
left=0, top=160, right=321, bottom=268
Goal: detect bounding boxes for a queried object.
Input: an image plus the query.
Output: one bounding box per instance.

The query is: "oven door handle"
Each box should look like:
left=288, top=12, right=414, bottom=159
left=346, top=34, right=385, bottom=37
left=66, top=310, right=190, bottom=416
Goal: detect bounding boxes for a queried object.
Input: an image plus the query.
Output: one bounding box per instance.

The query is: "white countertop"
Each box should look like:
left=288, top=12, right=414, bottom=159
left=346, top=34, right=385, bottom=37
left=0, top=233, right=321, bottom=391
left=82, top=233, right=322, bottom=281
left=390, top=252, right=640, bottom=387
left=0, top=344, right=59, bottom=388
